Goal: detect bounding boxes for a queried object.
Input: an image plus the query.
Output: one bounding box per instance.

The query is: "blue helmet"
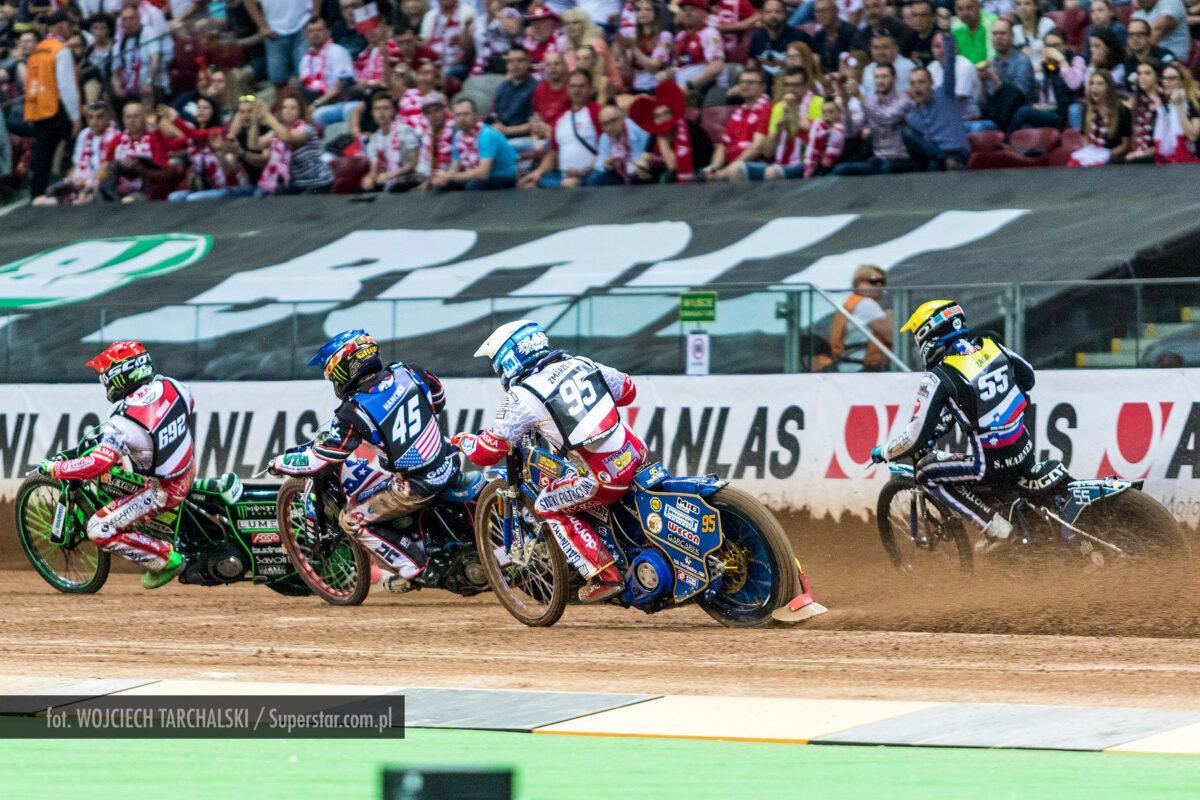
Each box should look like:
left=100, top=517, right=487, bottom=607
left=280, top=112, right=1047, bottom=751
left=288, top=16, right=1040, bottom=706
left=474, top=320, right=552, bottom=382
left=309, top=329, right=383, bottom=398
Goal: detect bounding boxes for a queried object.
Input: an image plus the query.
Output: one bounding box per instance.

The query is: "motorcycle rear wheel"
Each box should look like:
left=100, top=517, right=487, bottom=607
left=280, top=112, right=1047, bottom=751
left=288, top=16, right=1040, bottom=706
left=15, top=476, right=109, bottom=593
left=1074, top=489, right=1190, bottom=563
left=474, top=480, right=569, bottom=627
left=876, top=476, right=973, bottom=577
left=699, top=486, right=800, bottom=628
left=276, top=477, right=370, bottom=606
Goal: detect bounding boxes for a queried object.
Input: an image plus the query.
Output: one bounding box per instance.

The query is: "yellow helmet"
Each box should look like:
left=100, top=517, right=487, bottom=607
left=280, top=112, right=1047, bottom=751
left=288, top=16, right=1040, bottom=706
left=901, top=300, right=967, bottom=366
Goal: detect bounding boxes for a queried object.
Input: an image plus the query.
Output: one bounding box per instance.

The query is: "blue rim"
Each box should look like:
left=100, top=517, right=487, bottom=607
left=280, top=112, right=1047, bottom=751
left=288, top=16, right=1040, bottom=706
left=701, top=502, right=776, bottom=621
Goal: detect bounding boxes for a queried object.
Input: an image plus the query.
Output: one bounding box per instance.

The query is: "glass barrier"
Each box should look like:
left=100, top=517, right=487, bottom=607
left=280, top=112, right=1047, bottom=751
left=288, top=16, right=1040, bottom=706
left=15, top=279, right=1200, bottom=381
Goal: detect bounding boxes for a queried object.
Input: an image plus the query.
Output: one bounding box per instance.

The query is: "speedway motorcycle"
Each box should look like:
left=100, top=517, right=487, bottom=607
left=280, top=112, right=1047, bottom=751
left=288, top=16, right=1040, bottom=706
left=876, top=448, right=1189, bottom=577
left=473, top=433, right=823, bottom=628
left=14, top=430, right=311, bottom=596
left=273, top=440, right=491, bottom=606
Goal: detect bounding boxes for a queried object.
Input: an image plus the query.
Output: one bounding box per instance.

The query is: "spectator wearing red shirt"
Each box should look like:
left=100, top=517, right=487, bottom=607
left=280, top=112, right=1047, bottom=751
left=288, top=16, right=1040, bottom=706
left=531, top=50, right=570, bottom=148
left=520, top=67, right=602, bottom=188
left=97, top=99, right=171, bottom=202
left=665, top=0, right=726, bottom=98
left=705, top=68, right=771, bottom=179
left=710, top=0, right=760, bottom=59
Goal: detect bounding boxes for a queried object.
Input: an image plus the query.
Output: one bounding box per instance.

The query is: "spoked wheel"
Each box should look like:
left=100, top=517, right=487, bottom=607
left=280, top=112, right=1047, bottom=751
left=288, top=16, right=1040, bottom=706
left=474, top=480, right=569, bottom=627
left=877, top=476, right=972, bottom=578
left=276, top=477, right=370, bottom=606
left=699, top=487, right=799, bottom=628
left=1074, top=489, right=1191, bottom=567
left=14, top=476, right=109, bottom=593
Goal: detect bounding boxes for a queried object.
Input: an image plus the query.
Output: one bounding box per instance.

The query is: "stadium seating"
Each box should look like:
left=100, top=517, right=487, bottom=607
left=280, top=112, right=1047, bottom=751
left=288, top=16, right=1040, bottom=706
left=968, top=129, right=1006, bottom=155
left=1009, top=127, right=1061, bottom=155
left=329, top=157, right=370, bottom=194
left=701, top=106, right=735, bottom=147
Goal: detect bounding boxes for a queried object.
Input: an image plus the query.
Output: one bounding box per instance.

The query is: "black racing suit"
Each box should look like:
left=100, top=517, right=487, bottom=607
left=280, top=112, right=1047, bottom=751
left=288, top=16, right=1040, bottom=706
left=883, top=336, right=1036, bottom=529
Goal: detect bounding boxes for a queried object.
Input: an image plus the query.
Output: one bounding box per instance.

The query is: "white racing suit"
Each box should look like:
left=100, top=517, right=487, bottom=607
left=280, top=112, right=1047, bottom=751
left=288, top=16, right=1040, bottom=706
left=457, top=355, right=645, bottom=588
left=883, top=336, right=1036, bottom=530
left=271, top=363, right=457, bottom=579
left=47, top=377, right=196, bottom=570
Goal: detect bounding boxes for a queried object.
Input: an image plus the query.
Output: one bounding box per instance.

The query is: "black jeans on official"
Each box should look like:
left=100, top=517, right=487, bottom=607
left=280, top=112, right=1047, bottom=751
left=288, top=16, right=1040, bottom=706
left=29, top=106, right=74, bottom=199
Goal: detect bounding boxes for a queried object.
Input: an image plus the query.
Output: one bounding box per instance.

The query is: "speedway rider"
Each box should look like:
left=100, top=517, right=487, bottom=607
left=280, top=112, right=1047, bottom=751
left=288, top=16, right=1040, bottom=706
left=269, top=330, right=457, bottom=583
left=39, top=342, right=194, bottom=589
left=454, top=320, right=645, bottom=604
left=871, top=300, right=1036, bottom=545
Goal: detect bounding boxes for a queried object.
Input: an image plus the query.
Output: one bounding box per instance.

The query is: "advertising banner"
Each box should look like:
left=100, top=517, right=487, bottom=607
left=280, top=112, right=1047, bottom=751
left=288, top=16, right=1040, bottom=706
left=4, top=369, right=1200, bottom=525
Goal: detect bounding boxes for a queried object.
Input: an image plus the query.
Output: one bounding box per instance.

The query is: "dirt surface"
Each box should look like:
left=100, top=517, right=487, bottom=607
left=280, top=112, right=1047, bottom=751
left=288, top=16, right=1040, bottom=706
left=3, top=513, right=1200, bottom=710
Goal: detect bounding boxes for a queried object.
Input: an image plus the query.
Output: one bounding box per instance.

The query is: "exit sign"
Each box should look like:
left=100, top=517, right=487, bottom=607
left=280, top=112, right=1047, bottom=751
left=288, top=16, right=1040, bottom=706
left=680, top=291, right=717, bottom=323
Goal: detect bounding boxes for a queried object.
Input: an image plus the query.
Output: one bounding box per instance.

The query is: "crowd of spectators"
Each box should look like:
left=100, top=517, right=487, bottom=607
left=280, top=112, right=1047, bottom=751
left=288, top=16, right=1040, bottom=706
left=1, top=0, right=1198, bottom=205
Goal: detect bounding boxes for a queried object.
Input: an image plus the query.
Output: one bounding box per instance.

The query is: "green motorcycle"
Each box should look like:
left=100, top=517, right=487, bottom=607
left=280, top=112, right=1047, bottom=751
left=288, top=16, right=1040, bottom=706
left=13, top=431, right=310, bottom=596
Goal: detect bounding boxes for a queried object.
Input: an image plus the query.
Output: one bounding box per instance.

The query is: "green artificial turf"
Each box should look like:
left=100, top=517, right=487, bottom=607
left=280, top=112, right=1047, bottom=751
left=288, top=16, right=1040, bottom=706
left=2, top=728, right=1197, bottom=800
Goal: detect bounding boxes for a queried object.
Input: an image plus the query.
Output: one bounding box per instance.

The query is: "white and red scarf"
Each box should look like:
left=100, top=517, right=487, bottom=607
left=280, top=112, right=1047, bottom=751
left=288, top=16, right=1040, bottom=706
left=258, top=122, right=306, bottom=193
left=671, top=117, right=695, bottom=183
left=419, top=123, right=455, bottom=175
left=453, top=121, right=482, bottom=170
left=1133, top=92, right=1158, bottom=151
left=76, top=123, right=119, bottom=186
left=116, top=33, right=143, bottom=96
left=399, top=88, right=427, bottom=127
left=428, top=2, right=466, bottom=66
left=374, top=122, right=409, bottom=173
left=524, top=30, right=567, bottom=76
left=618, top=0, right=637, bottom=38
left=1154, top=102, right=1200, bottom=163
left=109, top=130, right=161, bottom=194
left=804, top=118, right=845, bottom=177
left=300, top=41, right=332, bottom=93
left=355, top=41, right=398, bottom=84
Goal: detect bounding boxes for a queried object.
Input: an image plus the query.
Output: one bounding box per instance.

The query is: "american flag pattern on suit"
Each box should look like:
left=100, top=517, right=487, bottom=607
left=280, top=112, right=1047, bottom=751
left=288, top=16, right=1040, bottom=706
left=394, top=418, right=441, bottom=469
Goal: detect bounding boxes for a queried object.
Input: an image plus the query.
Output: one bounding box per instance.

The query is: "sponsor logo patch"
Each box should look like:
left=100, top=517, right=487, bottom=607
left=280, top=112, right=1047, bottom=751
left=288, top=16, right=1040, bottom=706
left=649, top=497, right=662, bottom=512
left=646, top=513, right=662, bottom=534
left=664, top=503, right=699, bottom=533
left=251, top=531, right=281, bottom=544
left=237, top=519, right=276, bottom=531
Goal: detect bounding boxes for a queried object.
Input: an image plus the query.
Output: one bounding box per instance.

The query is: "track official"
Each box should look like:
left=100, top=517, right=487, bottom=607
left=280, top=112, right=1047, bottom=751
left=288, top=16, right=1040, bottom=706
left=24, top=10, right=82, bottom=198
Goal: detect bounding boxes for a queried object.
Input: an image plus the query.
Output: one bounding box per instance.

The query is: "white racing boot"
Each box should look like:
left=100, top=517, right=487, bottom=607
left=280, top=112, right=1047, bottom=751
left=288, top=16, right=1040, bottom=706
left=979, top=514, right=1014, bottom=554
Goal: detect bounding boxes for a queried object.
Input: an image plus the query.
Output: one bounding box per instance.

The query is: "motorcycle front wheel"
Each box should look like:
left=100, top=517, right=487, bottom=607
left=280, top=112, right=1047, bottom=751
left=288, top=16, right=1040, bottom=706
left=876, top=475, right=973, bottom=578
left=14, top=476, right=109, bottom=593
left=276, top=477, right=370, bottom=606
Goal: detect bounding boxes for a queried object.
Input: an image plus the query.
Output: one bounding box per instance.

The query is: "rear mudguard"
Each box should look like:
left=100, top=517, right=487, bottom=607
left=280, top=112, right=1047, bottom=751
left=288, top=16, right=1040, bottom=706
left=1060, top=478, right=1141, bottom=525
left=633, top=462, right=727, bottom=497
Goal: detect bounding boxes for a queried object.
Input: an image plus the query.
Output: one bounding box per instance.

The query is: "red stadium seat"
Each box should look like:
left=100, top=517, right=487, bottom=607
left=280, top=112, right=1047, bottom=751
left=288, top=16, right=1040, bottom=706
left=1115, top=3, right=1133, bottom=24
left=1058, top=7, right=1090, bottom=53
left=1009, top=127, right=1061, bottom=154
left=730, top=31, right=753, bottom=65
left=1045, top=145, right=1074, bottom=166
left=169, top=35, right=206, bottom=94
left=330, top=156, right=370, bottom=194
left=207, top=39, right=246, bottom=70
left=968, top=129, right=1006, bottom=153
left=1060, top=127, right=1084, bottom=151
left=700, top=106, right=734, bottom=147
left=1189, top=40, right=1200, bottom=77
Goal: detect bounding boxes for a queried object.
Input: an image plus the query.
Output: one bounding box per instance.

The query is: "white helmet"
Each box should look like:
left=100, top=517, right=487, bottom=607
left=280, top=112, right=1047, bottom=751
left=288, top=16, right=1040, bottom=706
left=475, top=319, right=552, bottom=381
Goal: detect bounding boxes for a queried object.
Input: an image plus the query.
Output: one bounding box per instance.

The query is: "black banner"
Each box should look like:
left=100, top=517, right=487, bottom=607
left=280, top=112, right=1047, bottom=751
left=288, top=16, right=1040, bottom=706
left=3, top=167, right=1200, bottom=380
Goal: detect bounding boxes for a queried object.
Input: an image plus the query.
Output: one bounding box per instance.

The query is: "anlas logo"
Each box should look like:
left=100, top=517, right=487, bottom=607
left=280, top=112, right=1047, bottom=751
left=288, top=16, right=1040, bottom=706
left=826, top=404, right=899, bottom=479
left=1098, top=402, right=1173, bottom=479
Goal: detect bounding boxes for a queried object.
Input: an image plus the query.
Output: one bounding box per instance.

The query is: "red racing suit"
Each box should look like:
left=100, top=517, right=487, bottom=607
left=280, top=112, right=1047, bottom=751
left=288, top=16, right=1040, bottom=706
left=457, top=355, right=645, bottom=583
left=48, top=377, right=195, bottom=571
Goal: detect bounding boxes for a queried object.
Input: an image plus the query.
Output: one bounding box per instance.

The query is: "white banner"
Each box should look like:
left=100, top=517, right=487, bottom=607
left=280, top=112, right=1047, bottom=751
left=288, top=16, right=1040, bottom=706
left=4, top=370, right=1200, bottom=524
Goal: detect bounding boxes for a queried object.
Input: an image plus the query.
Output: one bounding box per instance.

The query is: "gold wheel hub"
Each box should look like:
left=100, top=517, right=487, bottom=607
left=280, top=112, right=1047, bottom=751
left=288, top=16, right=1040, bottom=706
left=713, top=541, right=749, bottom=594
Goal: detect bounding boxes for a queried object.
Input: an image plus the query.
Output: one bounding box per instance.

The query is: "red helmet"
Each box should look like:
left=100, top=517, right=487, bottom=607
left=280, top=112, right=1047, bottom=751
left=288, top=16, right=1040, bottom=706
left=86, top=341, right=154, bottom=403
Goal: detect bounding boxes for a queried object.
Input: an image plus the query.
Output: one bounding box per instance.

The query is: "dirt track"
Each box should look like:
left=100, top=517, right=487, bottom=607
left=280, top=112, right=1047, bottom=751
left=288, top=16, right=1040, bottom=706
left=3, top=514, right=1199, bottom=710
